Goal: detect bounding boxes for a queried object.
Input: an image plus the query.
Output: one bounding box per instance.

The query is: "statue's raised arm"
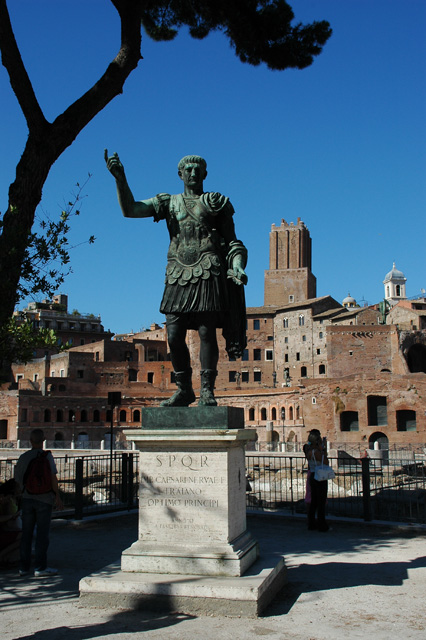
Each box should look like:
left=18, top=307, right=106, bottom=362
left=104, top=149, right=154, bottom=219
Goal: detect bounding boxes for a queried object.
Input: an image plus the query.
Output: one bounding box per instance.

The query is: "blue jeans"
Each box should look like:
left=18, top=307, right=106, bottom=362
left=20, top=498, right=53, bottom=572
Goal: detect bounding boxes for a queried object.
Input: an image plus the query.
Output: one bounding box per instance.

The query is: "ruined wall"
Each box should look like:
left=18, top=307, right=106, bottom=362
left=300, top=374, right=426, bottom=446
left=327, top=325, right=408, bottom=378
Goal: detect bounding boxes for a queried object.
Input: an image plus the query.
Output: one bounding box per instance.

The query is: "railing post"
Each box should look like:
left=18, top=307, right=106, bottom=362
left=361, top=457, right=372, bottom=521
left=128, top=453, right=135, bottom=509
left=75, top=458, right=84, bottom=520
left=121, top=453, right=128, bottom=503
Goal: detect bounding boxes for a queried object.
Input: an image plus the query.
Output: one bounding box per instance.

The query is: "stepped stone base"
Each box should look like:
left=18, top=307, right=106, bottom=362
left=79, top=555, right=287, bottom=618
left=122, top=530, right=259, bottom=576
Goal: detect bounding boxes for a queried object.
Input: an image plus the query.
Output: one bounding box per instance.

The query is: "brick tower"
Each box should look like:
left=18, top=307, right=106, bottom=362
left=264, top=218, right=317, bottom=307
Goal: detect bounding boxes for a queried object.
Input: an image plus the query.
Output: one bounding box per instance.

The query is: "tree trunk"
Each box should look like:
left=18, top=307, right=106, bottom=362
left=0, top=0, right=143, bottom=376
left=0, top=133, right=50, bottom=326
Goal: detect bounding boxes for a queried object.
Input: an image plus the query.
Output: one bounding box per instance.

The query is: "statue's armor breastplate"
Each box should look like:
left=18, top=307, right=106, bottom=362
left=165, top=195, right=222, bottom=287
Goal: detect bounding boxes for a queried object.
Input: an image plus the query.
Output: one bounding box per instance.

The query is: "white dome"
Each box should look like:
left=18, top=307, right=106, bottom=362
left=343, top=293, right=356, bottom=307
left=384, top=262, right=406, bottom=282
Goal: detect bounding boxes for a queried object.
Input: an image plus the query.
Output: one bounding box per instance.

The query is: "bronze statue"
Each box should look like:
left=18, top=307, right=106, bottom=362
left=105, top=151, right=248, bottom=407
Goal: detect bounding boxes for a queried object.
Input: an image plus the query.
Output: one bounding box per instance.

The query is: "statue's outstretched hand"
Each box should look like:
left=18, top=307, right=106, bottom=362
left=104, top=149, right=124, bottom=179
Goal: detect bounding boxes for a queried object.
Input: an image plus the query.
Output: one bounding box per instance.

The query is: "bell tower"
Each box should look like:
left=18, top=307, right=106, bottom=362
left=383, top=263, right=407, bottom=306
left=264, top=218, right=316, bottom=307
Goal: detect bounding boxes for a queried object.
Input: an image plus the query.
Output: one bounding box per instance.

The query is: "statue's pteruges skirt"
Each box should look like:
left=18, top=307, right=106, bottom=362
left=159, top=273, right=246, bottom=360
left=160, top=270, right=225, bottom=316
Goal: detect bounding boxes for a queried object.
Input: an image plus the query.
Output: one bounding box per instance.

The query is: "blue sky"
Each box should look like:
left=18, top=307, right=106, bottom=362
left=1, top=1, right=425, bottom=333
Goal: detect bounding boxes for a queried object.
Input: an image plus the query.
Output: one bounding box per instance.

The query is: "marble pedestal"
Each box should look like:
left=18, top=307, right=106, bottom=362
left=79, top=407, right=287, bottom=616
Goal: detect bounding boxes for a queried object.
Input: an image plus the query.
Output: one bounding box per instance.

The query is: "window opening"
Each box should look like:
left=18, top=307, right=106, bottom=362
left=396, top=410, right=416, bottom=432
left=367, top=396, right=388, bottom=426
left=340, top=411, right=359, bottom=431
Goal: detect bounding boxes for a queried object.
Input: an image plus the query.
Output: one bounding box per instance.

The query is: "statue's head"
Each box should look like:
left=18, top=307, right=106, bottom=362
left=178, top=155, right=207, bottom=174
left=177, top=155, right=207, bottom=191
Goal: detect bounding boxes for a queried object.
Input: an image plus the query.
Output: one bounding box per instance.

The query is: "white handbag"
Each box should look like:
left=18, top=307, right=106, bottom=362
left=313, top=454, right=335, bottom=481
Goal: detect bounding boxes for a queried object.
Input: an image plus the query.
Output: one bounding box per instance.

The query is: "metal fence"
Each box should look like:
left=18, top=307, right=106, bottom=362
left=247, top=441, right=426, bottom=458
left=10, top=440, right=135, bottom=451
left=0, top=453, right=138, bottom=519
left=246, top=452, right=426, bottom=524
left=1, top=450, right=426, bottom=524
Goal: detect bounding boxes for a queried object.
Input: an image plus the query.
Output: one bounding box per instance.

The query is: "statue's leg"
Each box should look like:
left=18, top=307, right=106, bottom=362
left=198, top=322, right=218, bottom=406
left=198, top=322, right=218, bottom=371
left=161, top=319, right=195, bottom=407
left=167, top=321, right=190, bottom=371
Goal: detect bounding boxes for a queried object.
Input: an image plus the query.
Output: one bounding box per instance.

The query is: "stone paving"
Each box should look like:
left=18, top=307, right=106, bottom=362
left=1, top=512, right=425, bottom=640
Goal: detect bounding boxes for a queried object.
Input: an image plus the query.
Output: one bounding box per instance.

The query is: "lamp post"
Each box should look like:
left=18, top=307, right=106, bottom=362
left=107, top=392, right=121, bottom=502
left=71, top=414, right=76, bottom=449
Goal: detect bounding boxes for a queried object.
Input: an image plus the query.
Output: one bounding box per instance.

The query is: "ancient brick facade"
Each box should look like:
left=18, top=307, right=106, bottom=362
left=326, top=325, right=408, bottom=378
left=1, top=220, right=425, bottom=451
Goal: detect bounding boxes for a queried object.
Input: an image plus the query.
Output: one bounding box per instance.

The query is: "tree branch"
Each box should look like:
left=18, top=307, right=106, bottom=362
left=40, top=1, right=143, bottom=164
left=0, top=0, right=47, bottom=131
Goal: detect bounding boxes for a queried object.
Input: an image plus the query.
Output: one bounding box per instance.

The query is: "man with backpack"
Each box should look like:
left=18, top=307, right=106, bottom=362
left=14, top=429, right=63, bottom=577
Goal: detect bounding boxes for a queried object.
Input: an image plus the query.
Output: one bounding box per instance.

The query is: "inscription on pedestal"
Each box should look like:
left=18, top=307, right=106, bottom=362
left=139, top=448, right=244, bottom=544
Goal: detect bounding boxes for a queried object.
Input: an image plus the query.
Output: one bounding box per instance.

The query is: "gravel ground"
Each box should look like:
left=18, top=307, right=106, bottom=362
left=1, top=512, right=425, bottom=640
